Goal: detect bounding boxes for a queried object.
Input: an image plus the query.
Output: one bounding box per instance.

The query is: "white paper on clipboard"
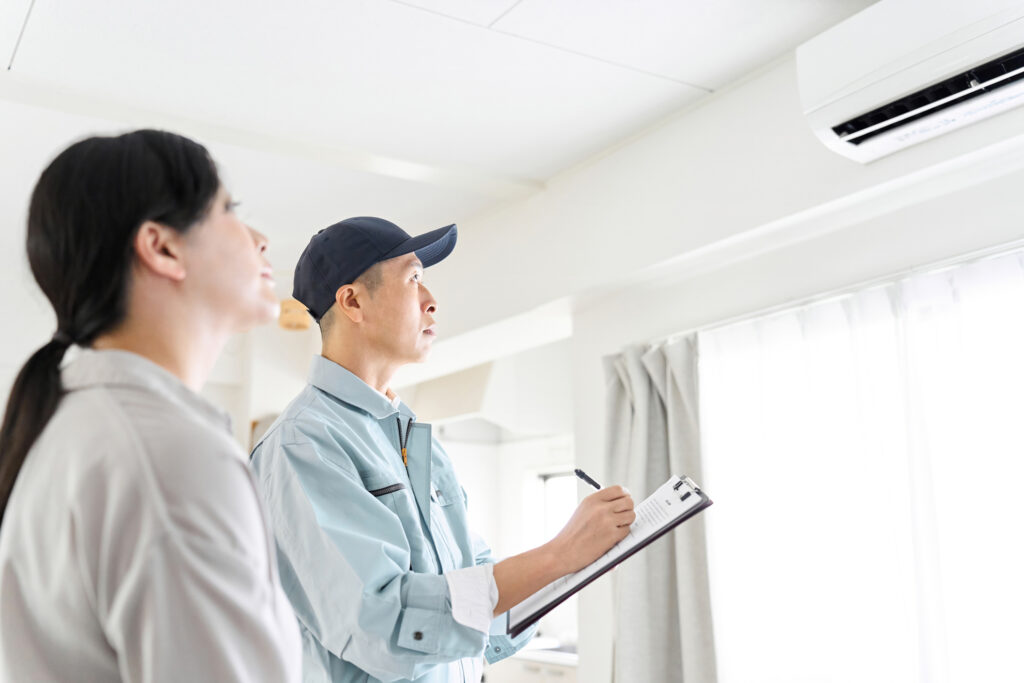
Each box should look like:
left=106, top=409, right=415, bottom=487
left=507, top=475, right=712, bottom=638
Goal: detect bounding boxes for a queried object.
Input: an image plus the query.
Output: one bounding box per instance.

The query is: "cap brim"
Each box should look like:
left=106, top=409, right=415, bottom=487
left=382, top=223, right=457, bottom=268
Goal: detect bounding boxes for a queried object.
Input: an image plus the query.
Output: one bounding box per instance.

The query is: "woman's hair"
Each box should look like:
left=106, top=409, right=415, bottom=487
left=0, top=129, right=221, bottom=523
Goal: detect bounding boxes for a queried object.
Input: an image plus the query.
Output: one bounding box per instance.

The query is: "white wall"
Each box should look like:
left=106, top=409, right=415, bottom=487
left=447, top=433, right=578, bottom=643
left=424, top=56, right=1024, bottom=341
left=247, top=319, right=321, bottom=426
left=202, top=334, right=251, bottom=447
left=568, top=168, right=1024, bottom=681
left=494, top=435, right=575, bottom=558
left=494, top=435, right=578, bottom=643
left=442, top=434, right=575, bottom=560
left=414, top=57, right=1024, bottom=683
left=481, top=340, right=574, bottom=437
left=438, top=440, right=503, bottom=555
left=7, top=32, right=1024, bottom=683
left=422, top=341, right=579, bottom=646
left=406, top=338, right=577, bottom=559
left=186, top=294, right=320, bottom=451
left=401, top=338, right=574, bottom=435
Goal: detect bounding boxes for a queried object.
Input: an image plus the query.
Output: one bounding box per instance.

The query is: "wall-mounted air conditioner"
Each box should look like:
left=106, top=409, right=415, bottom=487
left=797, top=0, right=1024, bottom=163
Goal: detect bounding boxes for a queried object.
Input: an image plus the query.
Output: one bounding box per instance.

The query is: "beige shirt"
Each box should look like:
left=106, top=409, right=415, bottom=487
left=0, top=348, right=301, bottom=682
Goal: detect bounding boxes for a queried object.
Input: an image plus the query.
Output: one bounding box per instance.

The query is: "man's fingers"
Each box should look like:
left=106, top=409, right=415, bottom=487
left=615, top=510, right=637, bottom=527
left=596, top=485, right=630, bottom=501
left=612, top=497, right=634, bottom=513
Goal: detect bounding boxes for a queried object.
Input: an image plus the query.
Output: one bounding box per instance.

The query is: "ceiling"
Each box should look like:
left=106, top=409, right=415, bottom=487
left=0, top=0, right=877, bottom=279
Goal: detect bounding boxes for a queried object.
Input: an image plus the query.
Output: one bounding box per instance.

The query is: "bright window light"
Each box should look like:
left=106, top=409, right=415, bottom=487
left=697, top=250, right=1024, bottom=683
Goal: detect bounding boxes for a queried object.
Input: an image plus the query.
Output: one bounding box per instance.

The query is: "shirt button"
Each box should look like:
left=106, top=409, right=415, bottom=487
left=494, top=646, right=501, bottom=653
left=413, top=631, right=423, bottom=641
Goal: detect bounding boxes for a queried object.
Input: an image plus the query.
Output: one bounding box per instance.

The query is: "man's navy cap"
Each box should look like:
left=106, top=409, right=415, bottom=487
left=293, top=216, right=457, bottom=320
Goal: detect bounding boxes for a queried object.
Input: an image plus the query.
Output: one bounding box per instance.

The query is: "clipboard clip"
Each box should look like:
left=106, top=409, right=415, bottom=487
left=674, top=476, right=703, bottom=496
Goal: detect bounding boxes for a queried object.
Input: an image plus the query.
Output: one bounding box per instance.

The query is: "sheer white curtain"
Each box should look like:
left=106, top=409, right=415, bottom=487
left=604, top=337, right=716, bottom=683
left=698, top=249, right=1024, bottom=683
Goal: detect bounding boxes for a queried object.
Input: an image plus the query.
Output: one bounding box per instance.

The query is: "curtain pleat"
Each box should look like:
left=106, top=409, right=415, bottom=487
left=603, top=336, right=717, bottom=683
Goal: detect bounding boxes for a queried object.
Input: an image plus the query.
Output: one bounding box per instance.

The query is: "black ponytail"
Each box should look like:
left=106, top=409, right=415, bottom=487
left=0, top=130, right=220, bottom=523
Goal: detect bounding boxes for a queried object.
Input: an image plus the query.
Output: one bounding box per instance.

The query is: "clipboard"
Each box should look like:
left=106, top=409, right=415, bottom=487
left=506, top=475, right=712, bottom=638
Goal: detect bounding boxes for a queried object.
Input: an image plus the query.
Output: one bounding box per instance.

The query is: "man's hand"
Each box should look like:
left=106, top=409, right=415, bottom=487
left=492, top=484, right=635, bottom=614
left=549, top=485, right=636, bottom=575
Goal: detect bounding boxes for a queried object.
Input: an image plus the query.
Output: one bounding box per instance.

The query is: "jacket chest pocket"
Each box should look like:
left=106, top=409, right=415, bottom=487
left=430, top=483, right=456, bottom=507
left=430, top=465, right=465, bottom=510
left=369, top=482, right=406, bottom=497
left=364, top=475, right=438, bottom=572
left=427, top=473, right=469, bottom=570
left=367, top=478, right=419, bottom=524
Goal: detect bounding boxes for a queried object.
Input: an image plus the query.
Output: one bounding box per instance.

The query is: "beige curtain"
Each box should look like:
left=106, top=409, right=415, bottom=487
left=603, top=335, right=716, bottom=683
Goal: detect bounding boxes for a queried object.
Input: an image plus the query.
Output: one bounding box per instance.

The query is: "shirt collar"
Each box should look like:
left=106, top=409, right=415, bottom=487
left=62, top=347, right=232, bottom=433
left=307, top=355, right=416, bottom=421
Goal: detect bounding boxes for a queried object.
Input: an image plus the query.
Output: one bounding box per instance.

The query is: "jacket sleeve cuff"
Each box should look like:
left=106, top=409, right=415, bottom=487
left=484, top=614, right=537, bottom=665
left=443, top=563, right=497, bottom=634
left=397, top=607, right=443, bottom=653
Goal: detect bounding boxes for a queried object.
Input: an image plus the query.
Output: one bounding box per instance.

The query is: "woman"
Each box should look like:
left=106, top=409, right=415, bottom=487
left=0, top=130, right=300, bottom=681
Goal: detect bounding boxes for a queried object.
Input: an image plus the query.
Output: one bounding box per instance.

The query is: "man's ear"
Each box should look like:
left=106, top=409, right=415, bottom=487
left=133, top=220, right=186, bottom=282
left=336, top=284, right=364, bottom=323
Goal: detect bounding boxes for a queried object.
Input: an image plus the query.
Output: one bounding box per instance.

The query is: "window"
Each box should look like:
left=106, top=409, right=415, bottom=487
left=698, top=250, right=1024, bottom=682
left=519, top=469, right=580, bottom=644
left=539, top=471, right=578, bottom=542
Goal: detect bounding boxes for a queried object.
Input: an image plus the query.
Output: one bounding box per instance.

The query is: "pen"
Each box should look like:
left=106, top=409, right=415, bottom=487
left=574, top=468, right=601, bottom=490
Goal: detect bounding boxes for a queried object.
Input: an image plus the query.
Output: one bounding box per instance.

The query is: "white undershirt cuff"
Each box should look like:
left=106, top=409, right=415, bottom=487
left=444, top=564, right=499, bottom=634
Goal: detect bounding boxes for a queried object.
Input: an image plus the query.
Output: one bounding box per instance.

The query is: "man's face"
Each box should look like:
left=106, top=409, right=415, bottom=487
left=360, top=252, right=438, bottom=365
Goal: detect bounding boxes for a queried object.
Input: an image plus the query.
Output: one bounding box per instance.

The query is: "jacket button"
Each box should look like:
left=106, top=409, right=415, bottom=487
left=413, top=631, right=423, bottom=641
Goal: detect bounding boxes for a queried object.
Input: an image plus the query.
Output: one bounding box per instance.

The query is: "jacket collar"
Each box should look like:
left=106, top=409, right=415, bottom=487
left=62, top=347, right=232, bottom=432
left=307, top=355, right=416, bottom=421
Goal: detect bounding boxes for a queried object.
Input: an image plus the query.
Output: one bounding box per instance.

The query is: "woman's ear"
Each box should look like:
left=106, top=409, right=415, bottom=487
left=133, top=221, right=186, bottom=282
left=336, top=284, right=364, bottom=323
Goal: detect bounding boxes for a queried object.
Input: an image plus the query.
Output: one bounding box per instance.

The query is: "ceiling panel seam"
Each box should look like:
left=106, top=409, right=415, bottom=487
left=6, top=0, right=37, bottom=71
left=385, top=0, right=489, bottom=29
left=382, top=0, right=713, bottom=91
left=489, top=27, right=713, bottom=91
left=487, top=0, right=524, bottom=28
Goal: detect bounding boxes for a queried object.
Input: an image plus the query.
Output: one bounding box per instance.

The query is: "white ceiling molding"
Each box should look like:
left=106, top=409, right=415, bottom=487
left=392, top=297, right=572, bottom=388
left=580, top=125, right=1024, bottom=307
left=0, top=70, right=543, bottom=201
left=404, top=338, right=573, bottom=436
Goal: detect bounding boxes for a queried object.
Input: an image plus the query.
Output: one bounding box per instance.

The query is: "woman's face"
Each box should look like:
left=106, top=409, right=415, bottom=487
left=180, top=186, right=279, bottom=332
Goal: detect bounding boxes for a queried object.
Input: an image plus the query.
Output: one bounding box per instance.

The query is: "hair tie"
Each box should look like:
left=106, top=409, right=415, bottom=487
left=51, top=329, right=73, bottom=346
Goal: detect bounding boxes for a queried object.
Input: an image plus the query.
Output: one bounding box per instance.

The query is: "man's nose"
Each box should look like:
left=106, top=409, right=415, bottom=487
left=422, top=285, right=437, bottom=314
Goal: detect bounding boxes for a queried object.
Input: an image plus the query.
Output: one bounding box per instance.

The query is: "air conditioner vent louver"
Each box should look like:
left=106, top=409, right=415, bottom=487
left=833, top=44, right=1024, bottom=146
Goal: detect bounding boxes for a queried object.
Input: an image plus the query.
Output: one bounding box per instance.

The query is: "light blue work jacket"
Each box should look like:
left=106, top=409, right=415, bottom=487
left=250, top=356, right=534, bottom=682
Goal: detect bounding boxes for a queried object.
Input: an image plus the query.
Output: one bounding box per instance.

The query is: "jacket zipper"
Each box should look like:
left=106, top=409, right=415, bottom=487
left=395, top=416, right=414, bottom=468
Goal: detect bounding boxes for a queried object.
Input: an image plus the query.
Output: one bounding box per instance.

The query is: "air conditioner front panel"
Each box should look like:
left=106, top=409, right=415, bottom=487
left=798, top=0, right=1024, bottom=112
left=798, top=0, right=1024, bottom=163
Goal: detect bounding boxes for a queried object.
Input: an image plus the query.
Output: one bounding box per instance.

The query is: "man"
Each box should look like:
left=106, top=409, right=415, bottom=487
left=251, top=217, right=634, bottom=682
